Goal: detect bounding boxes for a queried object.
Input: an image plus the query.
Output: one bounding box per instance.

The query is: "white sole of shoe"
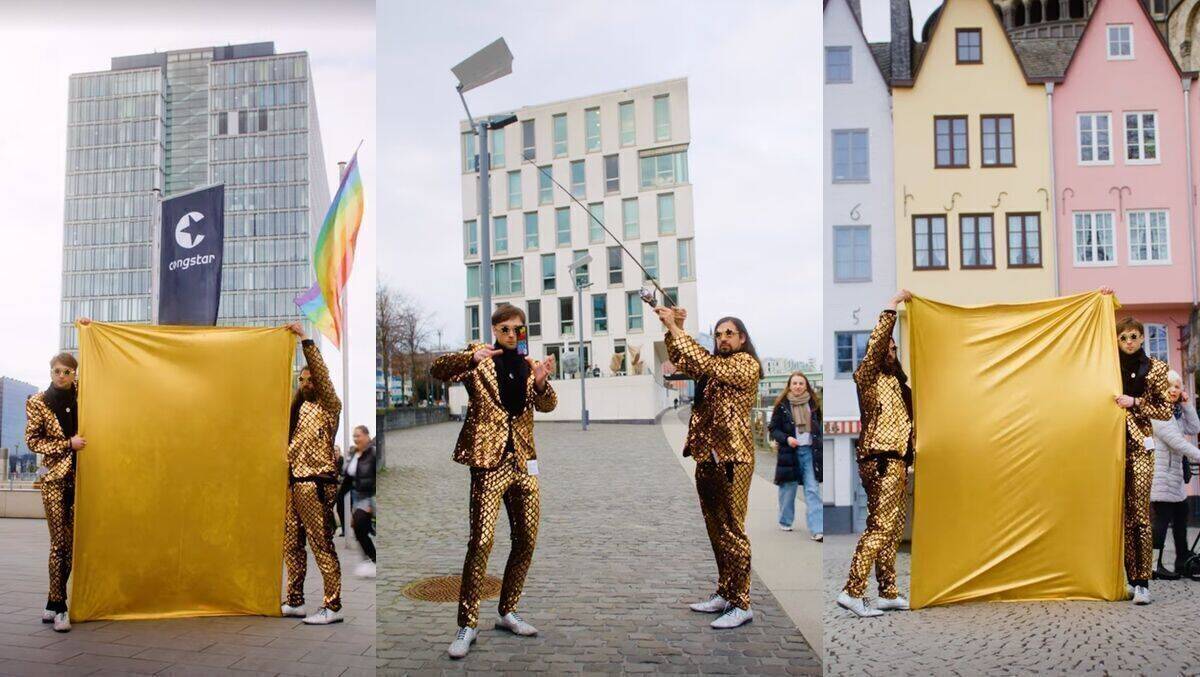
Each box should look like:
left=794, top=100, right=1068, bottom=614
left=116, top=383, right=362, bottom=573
left=711, top=617, right=753, bottom=629
left=836, top=599, right=883, bottom=618
left=448, top=637, right=476, bottom=659
left=494, top=622, right=536, bottom=636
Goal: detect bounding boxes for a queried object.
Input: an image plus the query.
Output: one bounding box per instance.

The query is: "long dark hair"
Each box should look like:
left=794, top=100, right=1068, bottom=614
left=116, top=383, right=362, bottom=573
left=773, top=371, right=822, bottom=411
left=695, top=316, right=762, bottom=406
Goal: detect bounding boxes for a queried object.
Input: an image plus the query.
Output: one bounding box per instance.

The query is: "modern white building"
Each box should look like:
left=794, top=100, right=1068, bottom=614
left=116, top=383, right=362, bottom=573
left=823, top=0, right=908, bottom=533
left=453, top=78, right=698, bottom=423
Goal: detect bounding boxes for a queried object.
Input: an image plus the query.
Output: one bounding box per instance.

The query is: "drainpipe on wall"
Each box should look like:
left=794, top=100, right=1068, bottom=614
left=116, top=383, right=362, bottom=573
left=1045, top=82, right=1060, bottom=296
left=1184, top=77, right=1198, bottom=309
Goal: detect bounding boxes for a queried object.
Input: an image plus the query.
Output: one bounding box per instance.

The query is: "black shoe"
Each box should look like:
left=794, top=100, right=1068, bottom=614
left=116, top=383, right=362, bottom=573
left=1153, top=566, right=1181, bottom=581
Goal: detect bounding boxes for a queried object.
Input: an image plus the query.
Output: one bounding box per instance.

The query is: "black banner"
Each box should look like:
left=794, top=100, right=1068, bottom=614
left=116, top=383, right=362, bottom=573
left=158, top=184, right=224, bottom=325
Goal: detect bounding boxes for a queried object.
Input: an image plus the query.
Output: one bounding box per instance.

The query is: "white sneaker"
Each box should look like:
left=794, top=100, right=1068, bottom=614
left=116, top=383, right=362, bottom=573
left=52, top=612, right=71, bottom=633
left=448, top=626, right=477, bottom=659
left=780, top=525, right=793, bottom=531
left=812, top=534, right=824, bottom=542
left=41, top=609, right=55, bottom=624
left=302, top=607, right=343, bottom=625
left=355, top=560, right=376, bottom=578
left=689, top=594, right=730, bottom=613
left=875, top=595, right=910, bottom=611
left=1133, top=585, right=1151, bottom=605
left=281, top=603, right=306, bottom=618
left=495, top=611, right=538, bottom=636
left=710, top=606, right=753, bottom=629
left=837, top=590, right=883, bottom=618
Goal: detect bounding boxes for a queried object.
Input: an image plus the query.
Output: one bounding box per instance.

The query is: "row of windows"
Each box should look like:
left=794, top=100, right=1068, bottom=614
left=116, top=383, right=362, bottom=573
left=226, top=184, right=308, bottom=212
left=210, top=82, right=309, bottom=111
left=64, top=220, right=152, bottom=247
left=221, top=263, right=310, bottom=292
left=465, top=193, right=680, bottom=256
left=63, top=244, right=151, bottom=272
left=211, top=106, right=308, bottom=136
left=465, top=288, right=680, bottom=342
left=223, top=237, right=311, bottom=265
left=212, top=158, right=309, bottom=186
left=466, top=240, right=695, bottom=297
left=217, top=291, right=307, bottom=320
left=913, top=213, right=1041, bottom=269
left=225, top=209, right=309, bottom=238
left=64, top=195, right=156, bottom=222
left=210, top=57, right=306, bottom=87
left=65, top=168, right=158, bottom=197
left=68, top=94, right=161, bottom=124
left=1074, top=209, right=1171, bottom=264
left=63, top=270, right=151, bottom=299
left=68, top=120, right=160, bottom=149
left=61, top=298, right=150, bottom=331
left=69, top=70, right=161, bottom=100
left=211, top=132, right=308, bottom=162
left=69, top=143, right=159, bottom=173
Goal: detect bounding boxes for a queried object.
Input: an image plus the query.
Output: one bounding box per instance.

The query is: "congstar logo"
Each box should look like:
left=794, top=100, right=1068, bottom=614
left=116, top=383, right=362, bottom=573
left=175, top=211, right=206, bottom=249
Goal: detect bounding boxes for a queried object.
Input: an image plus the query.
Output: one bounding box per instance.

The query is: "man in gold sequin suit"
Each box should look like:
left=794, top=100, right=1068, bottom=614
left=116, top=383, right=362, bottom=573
left=280, top=323, right=344, bottom=625
left=1110, top=306, right=1174, bottom=605
left=434, top=305, right=557, bottom=659
left=838, top=290, right=914, bottom=618
left=25, top=346, right=90, bottom=634
left=655, top=306, right=762, bottom=630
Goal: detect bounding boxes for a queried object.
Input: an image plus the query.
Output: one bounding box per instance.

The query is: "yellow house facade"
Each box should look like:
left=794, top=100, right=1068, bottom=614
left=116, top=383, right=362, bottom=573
left=893, top=0, right=1057, bottom=306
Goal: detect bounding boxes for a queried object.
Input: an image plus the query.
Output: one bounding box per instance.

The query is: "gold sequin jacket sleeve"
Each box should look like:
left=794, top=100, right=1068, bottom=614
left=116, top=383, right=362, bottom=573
left=431, top=346, right=478, bottom=383
left=853, top=310, right=896, bottom=389
left=665, top=332, right=760, bottom=464
left=1127, top=358, right=1174, bottom=445
left=25, top=394, right=74, bottom=483
left=853, top=310, right=912, bottom=458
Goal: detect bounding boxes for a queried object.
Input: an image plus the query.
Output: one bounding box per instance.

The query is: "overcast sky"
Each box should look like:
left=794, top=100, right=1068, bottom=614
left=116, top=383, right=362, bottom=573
left=377, top=0, right=821, bottom=363
left=860, top=0, right=943, bottom=42
left=0, top=0, right=376, bottom=425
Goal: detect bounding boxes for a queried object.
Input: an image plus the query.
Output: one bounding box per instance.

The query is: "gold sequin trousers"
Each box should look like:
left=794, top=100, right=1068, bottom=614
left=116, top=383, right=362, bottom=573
left=41, top=481, right=74, bottom=611
left=696, top=460, right=754, bottom=610
left=457, top=460, right=540, bottom=628
left=845, top=456, right=907, bottom=599
left=1125, top=444, right=1155, bottom=583
left=284, top=481, right=342, bottom=611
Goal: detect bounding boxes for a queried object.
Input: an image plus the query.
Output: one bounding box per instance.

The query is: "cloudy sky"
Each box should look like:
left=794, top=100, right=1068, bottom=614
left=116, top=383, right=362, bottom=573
left=0, top=0, right=376, bottom=423
left=860, top=0, right=942, bottom=42
left=377, top=0, right=822, bottom=363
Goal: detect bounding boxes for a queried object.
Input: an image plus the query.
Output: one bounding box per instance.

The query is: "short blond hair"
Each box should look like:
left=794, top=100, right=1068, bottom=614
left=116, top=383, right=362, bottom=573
left=1167, top=370, right=1183, bottom=387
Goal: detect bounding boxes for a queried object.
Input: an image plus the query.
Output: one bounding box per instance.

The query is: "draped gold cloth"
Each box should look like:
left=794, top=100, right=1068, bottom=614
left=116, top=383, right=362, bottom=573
left=908, top=291, right=1127, bottom=608
left=71, top=322, right=295, bottom=621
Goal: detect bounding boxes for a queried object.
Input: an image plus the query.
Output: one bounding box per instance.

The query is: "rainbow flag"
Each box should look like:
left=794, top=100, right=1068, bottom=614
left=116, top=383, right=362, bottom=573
left=295, top=151, right=365, bottom=349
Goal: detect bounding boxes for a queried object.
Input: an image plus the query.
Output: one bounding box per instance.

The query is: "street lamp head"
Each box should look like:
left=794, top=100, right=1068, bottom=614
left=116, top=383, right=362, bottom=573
left=452, top=37, right=513, bottom=94
left=486, top=113, right=519, bottom=129
left=567, top=254, right=594, bottom=272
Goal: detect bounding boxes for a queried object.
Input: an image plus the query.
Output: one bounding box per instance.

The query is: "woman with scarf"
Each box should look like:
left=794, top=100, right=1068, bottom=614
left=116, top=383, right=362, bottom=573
left=768, top=372, right=823, bottom=540
left=838, top=290, right=913, bottom=618
left=1149, top=370, right=1200, bottom=581
left=25, top=322, right=92, bottom=633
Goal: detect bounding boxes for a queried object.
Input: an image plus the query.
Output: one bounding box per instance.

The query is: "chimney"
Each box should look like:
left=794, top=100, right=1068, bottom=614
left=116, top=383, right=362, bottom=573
left=847, top=0, right=862, bottom=23
left=890, top=0, right=914, bottom=81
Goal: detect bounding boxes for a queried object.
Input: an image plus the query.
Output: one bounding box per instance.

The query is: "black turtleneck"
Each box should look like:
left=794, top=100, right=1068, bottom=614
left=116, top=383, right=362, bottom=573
left=1120, top=347, right=1151, bottom=397
left=492, top=342, right=530, bottom=417
left=42, top=384, right=78, bottom=439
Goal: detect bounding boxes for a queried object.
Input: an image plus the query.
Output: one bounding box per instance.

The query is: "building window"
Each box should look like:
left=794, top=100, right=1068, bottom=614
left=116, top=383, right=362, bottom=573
left=956, top=28, right=982, bottom=64
left=1146, top=323, right=1169, bottom=361
left=524, top=212, right=539, bottom=250
left=835, top=331, right=871, bottom=377
left=664, top=287, right=679, bottom=306
left=832, top=130, right=869, bottom=182
left=626, top=292, right=643, bottom=331
left=585, top=107, right=601, bottom=152
left=528, top=299, right=542, bottom=337
left=559, top=297, right=574, bottom=335
left=619, top=101, right=635, bottom=146
left=980, top=115, right=1014, bottom=167
left=218, top=111, right=228, bottom=135
left=622, top=198, right=639, bottom=239
left=677, top=238, right=694, bottom=280
left=642, top=242, right=659, bottom=281
left=553, top=113, right=567, bottom=157
left=588, top=202, right=604, bottom=244
left=959, top=214, right=995, bottom=268
left=1150, top=0, right=1167, bottom=16
left=593, top=294, right=608, bottom=333
left=522, top=119, right=535, bottom=160
left=572, top=249, right=590, bottom=286
left=1073, top=211, right=1115, bottom=265
left=935, top=116, right=969, bottom=168
left=466, top=264, right=481, bottom=298
left=556, top=207, right=571, bottom=246
left=490, top=127, right=505, bottom=169
left=538, top=166, right=553, bottom=204
left=613, top=339, right=627, bottom=374
left=639, top=149, right=689, bottom=189
left=570, top=160, right=586, bottom=198
left=604, top=154, right=619, bottom=193
left=507, top=171, right=521, bottom=209
left=491, top=258, right=522, bottom=295
left=464, top=220, right=478, bottom=257
left=833, top=225, right=871, bottom=282
left=462, top=131, right=477, bottom=172
left=493, top=215, right=508, bottom=254
left=466, top=306, right=481, bottom=342
left=542, top=253, right=556, bottom=292
left=607, top=246, right=623, bottom=285
left=1006, top=213, right=1042, bottom=267
left=1128, top=210, right=1170, bottom=263
left=1078, top=113, right=1112, bottom=164
left=654, top=94, right=671, bottom=141
left=657, top=193, right=676, bottom=235
left=913, top=215, right=948, bottom=270
left=1108, top=24, right=1134, bottom=60
left=825, top=46, right=852, bottom=83
left=1124, top=112, right=1159, bottom=163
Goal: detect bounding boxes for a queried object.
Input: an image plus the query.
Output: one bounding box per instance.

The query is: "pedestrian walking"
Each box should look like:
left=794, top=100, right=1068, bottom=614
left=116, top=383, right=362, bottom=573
left=769, top=372, right=823, bottom=541
left=347, top=425, right=377, bottom=578
left=1150, top=370, right=1200, bottom=580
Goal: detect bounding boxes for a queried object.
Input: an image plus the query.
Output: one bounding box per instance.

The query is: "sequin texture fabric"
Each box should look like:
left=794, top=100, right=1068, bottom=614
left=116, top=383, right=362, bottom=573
left=26, top=393, right=75, bottom=609
left=25, top=393, right=74, bottom=484
left=845, top=456, right=907, bottom=598
left=1123, top=357, right=1171, bottom=583
left=664, top=333, right=760, bottom=464
left=289, top=341, right=342, bottom=480
left=854, top=311, right=913, bottom=460
left=696, top=461, right=754, bottom=609
left=284, top=481, right=342, bottom=611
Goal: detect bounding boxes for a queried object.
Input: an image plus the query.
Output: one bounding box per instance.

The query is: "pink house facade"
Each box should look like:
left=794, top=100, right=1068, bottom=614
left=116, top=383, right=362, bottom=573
left=1054, top=0, right=1197, bottom=374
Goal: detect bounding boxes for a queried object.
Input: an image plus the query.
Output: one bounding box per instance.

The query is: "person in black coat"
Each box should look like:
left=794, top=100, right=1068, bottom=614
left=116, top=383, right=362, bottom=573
left=346, top=425, right=376, bottom=578
left=768, top=372, right=823, bottom=541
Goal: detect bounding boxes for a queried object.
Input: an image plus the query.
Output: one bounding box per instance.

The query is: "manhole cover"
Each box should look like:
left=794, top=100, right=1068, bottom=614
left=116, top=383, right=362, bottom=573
left=403, top=574, right=502, bottom=603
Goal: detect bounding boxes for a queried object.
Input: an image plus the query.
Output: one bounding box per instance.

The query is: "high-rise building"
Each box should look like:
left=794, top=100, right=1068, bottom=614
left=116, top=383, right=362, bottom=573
left=61, top=42, right=329, bottom=360
left=0, top=377, right=39, bottom=467
left=454, top=78, right=698, bottom=422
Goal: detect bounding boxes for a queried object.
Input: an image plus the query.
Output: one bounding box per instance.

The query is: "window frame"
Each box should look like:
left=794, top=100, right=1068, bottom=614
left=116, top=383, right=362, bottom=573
left=980, top=114, right=1015, bottom=168
left=832, top=224, right=872, bottom=282
left=956, top=28, right=983, bottom=64
left=1077, top=112, right=1114, bottom=166
left=825, top=46, right=852, bottom=83
left=1123, top=111, right=1160, bottom=165
left=1071, top=210, right=1117, bottom=267
left=1005, top=212, right=1043, bottom=269
left=1107, top=24, right=1134, bottom=60
left=834, top=331, right=871, bottom=378
left=958, top=213, right=996, bottom=269
left=912, top=214, right=949, bottom=271
left=1127, top=209, right=1171, bottom=265
left=934, top=115, right=970, bottom=169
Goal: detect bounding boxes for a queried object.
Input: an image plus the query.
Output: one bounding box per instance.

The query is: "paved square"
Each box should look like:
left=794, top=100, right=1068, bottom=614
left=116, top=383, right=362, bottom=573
left=377, top=421, right=819, bottom=674
left=0, top=516, right=375, bottom=676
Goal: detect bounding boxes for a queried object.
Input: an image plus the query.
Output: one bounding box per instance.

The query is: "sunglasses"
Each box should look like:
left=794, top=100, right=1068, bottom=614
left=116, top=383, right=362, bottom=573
left=1119, top=333, right=1142, bottom=342
left=52, top=368, right=75, bottom=376
left=715, top=329, right=741, bottom=339
left=298, top=376, right=311, bottom=384
left=495, top=325, right=526, bottom=336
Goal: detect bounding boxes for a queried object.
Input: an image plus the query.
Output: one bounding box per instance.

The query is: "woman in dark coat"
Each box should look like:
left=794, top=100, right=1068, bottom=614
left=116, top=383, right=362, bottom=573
left=347, top=425, right=376, bottom=578
left=769, top=372, right=823, bottom=541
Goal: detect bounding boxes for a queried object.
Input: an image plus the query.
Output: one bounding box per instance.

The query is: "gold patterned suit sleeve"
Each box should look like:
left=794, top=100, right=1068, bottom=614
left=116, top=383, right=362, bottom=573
left=302, top=340, right=342, bottom=421
left=854, top=310, right=897, bottom=387
left=666, top=333, right=759, bottom=390
left=532, top=380, right=557, bottom=413
left=25, top=397, right=70, bottom=457
left=1135, top=359, right=1174, bottom=422
left=431, top=345, right=482, bottom=383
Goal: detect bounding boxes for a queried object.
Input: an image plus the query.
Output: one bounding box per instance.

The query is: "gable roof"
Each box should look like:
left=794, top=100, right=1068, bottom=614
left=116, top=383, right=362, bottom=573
left=1060, top=0, right=1193, bottom=79
left=824, top=0, right=892, bottom=84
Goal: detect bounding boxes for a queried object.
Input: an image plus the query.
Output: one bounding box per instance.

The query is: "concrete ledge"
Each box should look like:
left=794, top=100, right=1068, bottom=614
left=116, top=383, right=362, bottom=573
left=0, top=489, right=44, bottom=519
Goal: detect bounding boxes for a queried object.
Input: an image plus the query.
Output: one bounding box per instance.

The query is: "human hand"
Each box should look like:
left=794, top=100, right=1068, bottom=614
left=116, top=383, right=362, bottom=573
left=472, top=346, right=503, bottom=364
left=787, top=437, right=800, bottom=448
left=1099, top=286, right=1114, bottom=295
left=285, top=322, right=306, bottom=338
left=70, top=435, right=87, bottom=451
left=1115, top=394, right=1135, bottom=409
left=653, top=306, right=677, bottom=329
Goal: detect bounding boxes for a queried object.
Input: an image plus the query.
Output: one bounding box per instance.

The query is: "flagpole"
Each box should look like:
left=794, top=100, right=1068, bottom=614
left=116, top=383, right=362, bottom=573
left=336, top=160, right=351, bottom=480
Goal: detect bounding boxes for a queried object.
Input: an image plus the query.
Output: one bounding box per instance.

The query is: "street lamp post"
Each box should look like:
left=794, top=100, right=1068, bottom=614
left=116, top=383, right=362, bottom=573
left=568, top=254, right=593, bottom=430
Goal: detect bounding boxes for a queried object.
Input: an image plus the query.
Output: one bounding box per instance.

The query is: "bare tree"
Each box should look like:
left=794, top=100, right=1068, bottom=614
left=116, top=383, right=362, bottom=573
left=376, top=282, right=402, bottom=410
left=396, top=292, right=438, bottom=405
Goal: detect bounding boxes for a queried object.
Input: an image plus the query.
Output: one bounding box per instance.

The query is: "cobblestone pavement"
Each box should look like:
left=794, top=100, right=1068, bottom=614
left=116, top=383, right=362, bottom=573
left=0, top=517, right=375, bottom=676
left=377, top=421, right=819, bottom=674
left=824, top=532, right=1200, bottom=675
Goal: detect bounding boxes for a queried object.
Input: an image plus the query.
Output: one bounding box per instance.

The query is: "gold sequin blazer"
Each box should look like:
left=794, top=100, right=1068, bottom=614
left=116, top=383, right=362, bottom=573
left=431, top=343, right=557, bottom=470
left=665, top=332, right=761, bottom=465
left=854, top=310, right=914, bottom=459
left=1126, top=357, right=1173, bottom=450
left=25, top=390, right=76, bottom=485
left=289, top=340, right=342, bottom=480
